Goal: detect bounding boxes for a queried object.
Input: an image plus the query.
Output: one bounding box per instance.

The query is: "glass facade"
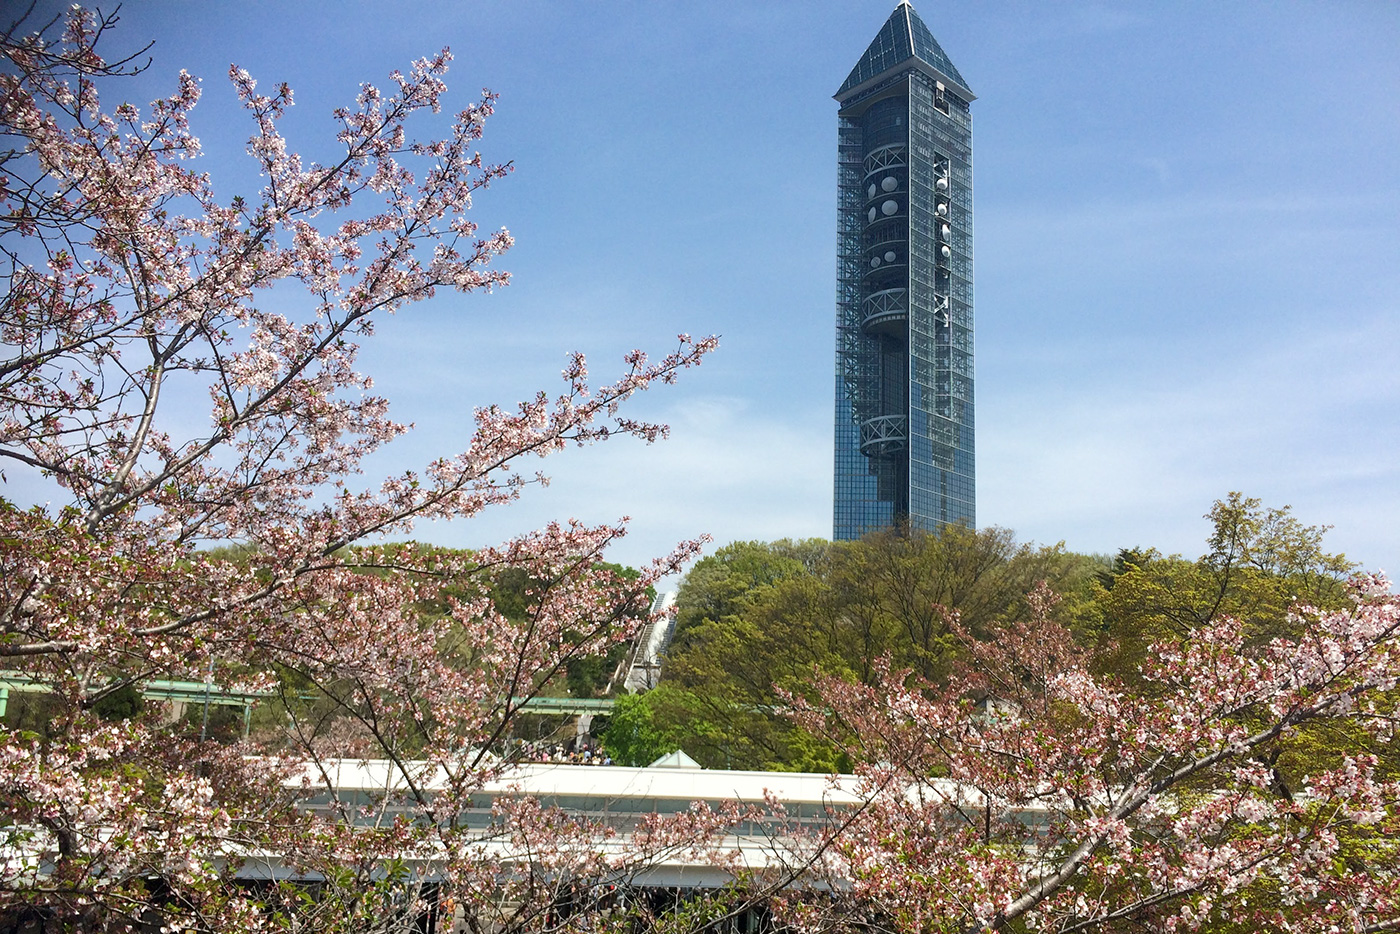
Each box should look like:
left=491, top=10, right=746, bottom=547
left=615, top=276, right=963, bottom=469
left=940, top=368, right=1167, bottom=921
left=834, top=2, right=975, bottom=540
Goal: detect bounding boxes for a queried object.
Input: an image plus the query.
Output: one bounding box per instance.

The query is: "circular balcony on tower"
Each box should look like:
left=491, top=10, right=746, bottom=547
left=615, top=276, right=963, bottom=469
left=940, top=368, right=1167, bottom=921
left=864, top=249, right=906, bottom=290
left=863, top=144, right=907, bottom=175
left=864, top=169, right=905, bottom=202
left=861, top=287, right=908, bottom=338
left=866, top=219, right=904, bottom=255
left=863, top=194, right=904, bottom=227
left=860, top=414, right=908, bottom=457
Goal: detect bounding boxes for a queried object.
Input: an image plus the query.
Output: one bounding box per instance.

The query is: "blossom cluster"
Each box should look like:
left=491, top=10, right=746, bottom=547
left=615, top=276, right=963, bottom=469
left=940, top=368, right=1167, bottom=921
left=785, top=579, right=1400, bottom=933
left=1, top=8, right=715, bottom=930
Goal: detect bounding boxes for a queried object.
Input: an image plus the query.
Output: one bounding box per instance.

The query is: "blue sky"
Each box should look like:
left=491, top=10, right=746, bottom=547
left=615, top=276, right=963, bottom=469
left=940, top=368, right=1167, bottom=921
left=40, top=2, right=1400, bottom=578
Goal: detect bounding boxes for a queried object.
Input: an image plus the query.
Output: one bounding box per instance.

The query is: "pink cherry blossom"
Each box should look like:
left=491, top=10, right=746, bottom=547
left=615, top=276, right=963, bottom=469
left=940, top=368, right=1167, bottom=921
left=784, top=579, right=1400, bottom=933
left=1, top=8, right=716, bottom=930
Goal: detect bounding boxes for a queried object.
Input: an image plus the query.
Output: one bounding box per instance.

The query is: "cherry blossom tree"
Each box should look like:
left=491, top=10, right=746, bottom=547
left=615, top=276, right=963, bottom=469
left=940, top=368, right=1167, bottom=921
left=785, top=579, right=1400, bottom=934
left=7, top=9, right=1399, bottom=934
left=0, top=7, right=716, bottom=930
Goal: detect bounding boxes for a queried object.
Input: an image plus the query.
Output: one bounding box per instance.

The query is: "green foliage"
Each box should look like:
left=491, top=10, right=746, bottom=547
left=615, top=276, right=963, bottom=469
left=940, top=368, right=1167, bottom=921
left=599, top=691, right=680, bottom=767
left=658, top=528, right=1104, bottom=770
left=1, top=691, right=65, bottom=741
left=1093, top=493, right=1357, bottom=681
left=823, top=525, right=1103, bottom=677
left=565, top=640, right=628, bottom=698
left=656, top=497, right=1362, bottom=775
left=672, top=539, right=825, bottom=642
left=488, top=566, right=532, bottom=622
left=1093, top=546, right=1155, bottom=591
left=496, top=559, right=648, bottom=698
left=1083, top=494, right=1396, bottom=834
left=91, top=682, right=143, bottom=722
left=179, top=702, right=244, bottom=743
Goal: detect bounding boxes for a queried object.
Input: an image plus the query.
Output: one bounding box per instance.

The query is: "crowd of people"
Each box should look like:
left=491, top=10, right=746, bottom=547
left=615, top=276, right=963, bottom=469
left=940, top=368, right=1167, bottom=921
left=514, top=739, right=614, bottom=766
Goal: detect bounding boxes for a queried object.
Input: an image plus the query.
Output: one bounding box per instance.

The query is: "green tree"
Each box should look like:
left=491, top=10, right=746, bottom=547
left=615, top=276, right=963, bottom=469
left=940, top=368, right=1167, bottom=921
left=599, top=692, right=680, bottom=767
left=657, top=529, right=1104, bottom=770
left=1094, top=493, right=1357, bottom=680
left=1088, top=494, right=1393, bottom=839
left=671, top=540, right=823, bottom=643
left=659, top=573, right=850, bottom=771
left=825, top=525, right=1100, bottom=679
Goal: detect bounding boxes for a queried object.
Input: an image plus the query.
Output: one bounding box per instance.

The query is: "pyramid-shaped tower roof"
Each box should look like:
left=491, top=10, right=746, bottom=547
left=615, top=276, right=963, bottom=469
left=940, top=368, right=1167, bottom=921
left=836, top=1, right=973, bottom=102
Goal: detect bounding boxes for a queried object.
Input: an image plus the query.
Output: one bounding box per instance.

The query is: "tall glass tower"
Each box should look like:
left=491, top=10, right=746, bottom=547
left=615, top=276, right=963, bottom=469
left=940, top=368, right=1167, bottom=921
left=833, top=1, right=975, bottom=540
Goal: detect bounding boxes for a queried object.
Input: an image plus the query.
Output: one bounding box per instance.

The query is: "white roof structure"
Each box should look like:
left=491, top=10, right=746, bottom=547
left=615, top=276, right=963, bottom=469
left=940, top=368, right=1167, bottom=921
left=271, top=759, right=874, bottom=887
left=237, top=760, right=1048, bottom=888
left=300, top=758, right=867, bottom=809
left=646, top=749, right=702, bottom=769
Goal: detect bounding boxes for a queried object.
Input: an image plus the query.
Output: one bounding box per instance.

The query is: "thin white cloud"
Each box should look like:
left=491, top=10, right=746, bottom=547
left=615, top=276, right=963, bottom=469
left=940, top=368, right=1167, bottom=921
left=979, top=311, right=1400, bottom=570
left=419, top=395, right=833, bottom=580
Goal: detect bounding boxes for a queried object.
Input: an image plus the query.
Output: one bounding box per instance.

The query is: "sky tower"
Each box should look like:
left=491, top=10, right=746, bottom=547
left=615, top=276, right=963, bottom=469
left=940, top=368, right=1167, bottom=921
left=833, top=1, right=976, bottom=539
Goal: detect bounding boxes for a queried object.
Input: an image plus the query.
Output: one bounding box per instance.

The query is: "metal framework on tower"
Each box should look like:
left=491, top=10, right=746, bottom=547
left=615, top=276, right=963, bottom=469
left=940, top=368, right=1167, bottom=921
left=833, top=1, right=976, bottom=540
